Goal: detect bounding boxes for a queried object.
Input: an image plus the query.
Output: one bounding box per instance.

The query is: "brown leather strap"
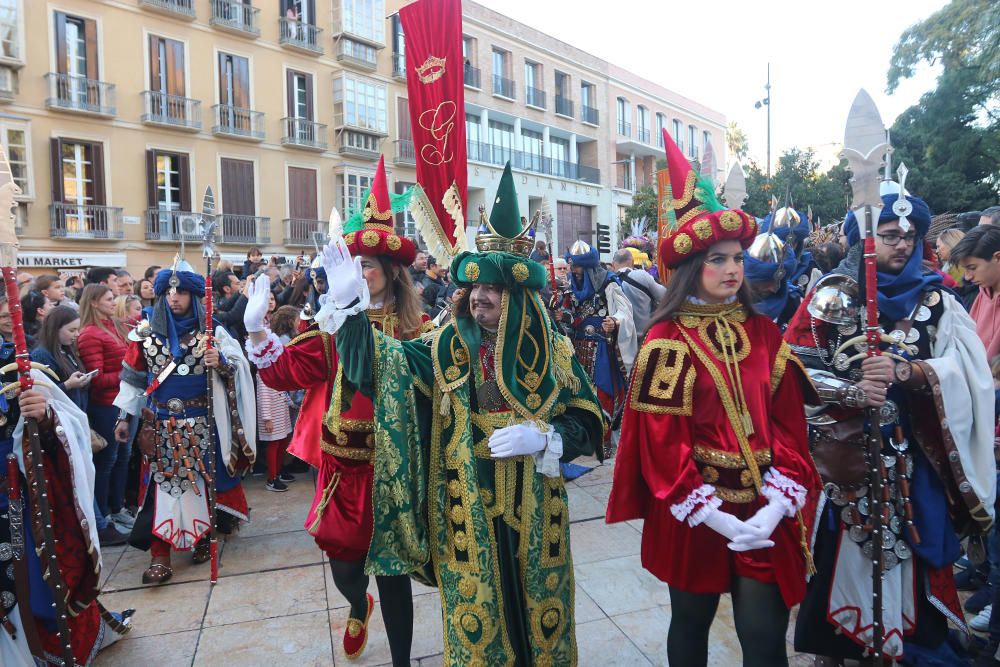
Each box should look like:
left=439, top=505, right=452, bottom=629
left=11, top=528, right=45, bottom=658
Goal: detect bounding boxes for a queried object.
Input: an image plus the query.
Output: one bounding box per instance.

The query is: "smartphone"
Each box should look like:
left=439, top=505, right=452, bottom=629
left=83, top=369, right=99, bottom=379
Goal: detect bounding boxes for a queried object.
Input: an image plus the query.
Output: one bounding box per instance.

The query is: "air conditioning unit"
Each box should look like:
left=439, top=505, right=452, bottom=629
left=177, top=214, right=204, bottom=237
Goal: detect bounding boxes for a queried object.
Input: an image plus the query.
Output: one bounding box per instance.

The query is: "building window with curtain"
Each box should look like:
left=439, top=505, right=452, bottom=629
left=522, top=129, right=542, bottom=172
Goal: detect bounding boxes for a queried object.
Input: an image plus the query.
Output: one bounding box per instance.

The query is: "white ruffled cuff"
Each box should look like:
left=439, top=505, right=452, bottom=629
left=533, top=427, right=563, bottom=478
left=762, top=468, right=807, bottom=517
left=671, top=484, right=722, bottom=526
left=314, top=289, right=370, bottom=335
left=244, top=330, right=284, bottom=369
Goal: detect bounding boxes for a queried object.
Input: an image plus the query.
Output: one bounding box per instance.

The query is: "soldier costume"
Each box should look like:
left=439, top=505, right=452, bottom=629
left=246, top=156, right=431, bottom=664
left=114, top=258, right=256, bottom=584
left=744, top=230, right=803, bottom=330
left=318, top=162, right=605, bottom=666
left=606, top=129, right=821, bottom=666
left=786, top=192, right=996, bottom=659
left=760, top=207, right=822, bottom=294
left=555, top=240, right=636, bottom=455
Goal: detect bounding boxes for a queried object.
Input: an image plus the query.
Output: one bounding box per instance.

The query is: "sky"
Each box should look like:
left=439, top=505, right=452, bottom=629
left=476, top=0, right=947, bottom=171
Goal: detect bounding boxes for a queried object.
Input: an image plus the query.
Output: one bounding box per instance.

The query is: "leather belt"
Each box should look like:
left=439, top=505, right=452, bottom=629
left=153, top=396, right=209, bottom=414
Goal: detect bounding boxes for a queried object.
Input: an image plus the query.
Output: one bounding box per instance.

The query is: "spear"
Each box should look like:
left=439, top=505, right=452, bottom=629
left=200, top=187, right=221, bottom=584
left=841, top=89, right=891, bottom=659
left=0, top=151, right=76, bottom=665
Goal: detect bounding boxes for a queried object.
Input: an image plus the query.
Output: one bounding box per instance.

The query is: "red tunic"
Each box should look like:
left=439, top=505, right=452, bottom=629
left=606, top=306, right=821, bottom=607
left=256, top=309, right=432, bottom=561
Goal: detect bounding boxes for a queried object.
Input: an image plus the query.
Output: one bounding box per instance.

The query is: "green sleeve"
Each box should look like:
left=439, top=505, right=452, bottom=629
left=335, top=313, right=435, bottom=399
left=553, top=407, right=604, bottom=463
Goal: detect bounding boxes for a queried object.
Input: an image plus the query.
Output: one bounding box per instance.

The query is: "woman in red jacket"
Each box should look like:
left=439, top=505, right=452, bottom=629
left=78, top=283, right=134, bottom=533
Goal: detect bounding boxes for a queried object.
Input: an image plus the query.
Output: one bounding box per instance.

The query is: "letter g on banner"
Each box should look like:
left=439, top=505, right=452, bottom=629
left=419, top=101, right=456, bottom=166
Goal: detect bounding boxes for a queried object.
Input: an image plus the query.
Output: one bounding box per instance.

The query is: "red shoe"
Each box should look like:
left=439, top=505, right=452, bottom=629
left=343, top=592, right=374, bottom=659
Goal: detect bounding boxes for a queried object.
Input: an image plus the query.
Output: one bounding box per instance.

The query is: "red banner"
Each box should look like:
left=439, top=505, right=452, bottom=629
left=400, top=0, right=468, bottom=255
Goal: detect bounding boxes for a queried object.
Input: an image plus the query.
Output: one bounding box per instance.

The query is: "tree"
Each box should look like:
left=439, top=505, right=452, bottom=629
left=622, top=185, right=657, bottom=239
left=740, top=149, right=852, bottom=225
left=727, top=121, right=750, bottom=162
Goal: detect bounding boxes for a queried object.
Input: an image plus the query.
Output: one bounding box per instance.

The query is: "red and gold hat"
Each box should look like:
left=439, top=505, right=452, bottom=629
left=342, top=155, right=417, bottom=266
left=657, top=129, right=757, bottom=270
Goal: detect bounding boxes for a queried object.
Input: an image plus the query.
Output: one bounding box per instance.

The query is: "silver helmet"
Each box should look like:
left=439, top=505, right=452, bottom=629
left=806, top=274, right=859, bottom=326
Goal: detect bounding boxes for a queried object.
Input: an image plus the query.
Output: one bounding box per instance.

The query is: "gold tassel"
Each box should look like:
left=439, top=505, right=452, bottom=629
left=797, top=509, right=817, bottom=576
left=307, top=472, right=342, bottom=535
left=439, top=390, right=451, bottom=416
left=442, top=182, right=469, bottom=252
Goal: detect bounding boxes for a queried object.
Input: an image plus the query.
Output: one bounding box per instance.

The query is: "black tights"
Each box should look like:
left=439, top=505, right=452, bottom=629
left=668, top=577, right=790, bottom=667
left=329, top=557, right=413, bottom=667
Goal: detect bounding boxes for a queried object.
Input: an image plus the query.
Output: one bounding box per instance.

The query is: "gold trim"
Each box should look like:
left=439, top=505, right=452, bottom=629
left=629, top=338, right=695, bottom=415
left=320, top=439, right=375, bottom=461
left=770, top=341, right=793, bottom=396
left=673, top=232, right=693, bottom=255
left=339, top=417, right=375, bottom=432
left=692, top=444, right=772, bottom=469
left=714, top=486, right=756, bottom=503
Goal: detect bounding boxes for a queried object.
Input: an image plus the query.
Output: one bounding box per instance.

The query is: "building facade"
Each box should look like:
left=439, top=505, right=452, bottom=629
left=1, top=0, right=725, bottom=275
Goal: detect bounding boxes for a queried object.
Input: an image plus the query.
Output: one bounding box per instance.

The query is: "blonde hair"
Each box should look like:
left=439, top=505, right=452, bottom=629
left=937, top=228, right=965, bottom=251
left=79, top=284, right=127, bottom=341
left=114, top=294, right=141, bottom=322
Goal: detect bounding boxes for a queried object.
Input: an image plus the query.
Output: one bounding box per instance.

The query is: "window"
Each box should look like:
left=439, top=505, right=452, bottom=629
left=488, top=119, right=514, bottom=164
left=53, top=139, right=104, bottom=205
left=492, top=49, right=507, bottom=78
left=149, top=35, right=185, bottom=96
left=0, top=120, right=30, bottom=197
left=340, top=171, right=374, bottom=215
left=462, top=36, right=475, bottom=64
left=550, top=136, right=569, bottom=176
left=281, top=0, right=314, bottom=25
left=466, top=113, right=481, bottom=146
left=336, top=75, right=387, bottom=132
left=672, top=118, right=682, bottom=145
left=656, top=113, right=666, bottom=146
left=492, top=48, right=512, bottom=96
left=391, top=13, right=404, bottom=74
left=524, top=61, right=542, bottom=106
left=145, top=150, right=191, bottom=211
left=688, top=125, right=697, bottom=157
left=342, top=0, right=384, bottom=43
left=581, top=82, right=593, bottom=108
left=555, top=71, right=568, bottom=97
left=616, top=97, right=629, bottom=136
left=522, top=129, right=542, bottom=171
left=218, top=52, right=250, bottom=108
left=287, top=70, right=313, bottom=119
left=0, top=0, right=20, bottom=61
left=580, top=82, right=597, bottom=124
left=288, top=166, right=318, bottom=220
left=637, top=106, right=649, bottom=142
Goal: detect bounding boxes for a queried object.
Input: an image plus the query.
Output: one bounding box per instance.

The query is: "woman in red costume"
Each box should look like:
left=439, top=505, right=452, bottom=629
left=606, top=132, right=821, bottom=667
left=244, top=157, right=431, bottom=666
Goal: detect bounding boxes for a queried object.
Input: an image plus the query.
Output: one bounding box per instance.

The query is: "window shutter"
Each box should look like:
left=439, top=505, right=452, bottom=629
left=304, top=73, right=314, bottom=121
left=168, top=39, right=185, bottom=97
left=54, top=13, right=68, bottom=75
left=285, top=69, right=295, bottom=117
left=145, top=149, right=157, bottom=208
left=178, top=154, right=191, bottom=212
left=235, top=56, right=250, bottom=109
left=91, top=143, right=106, bottom=205
left=50, top=138, right=64, bottom=201
left=83, top=19, right=99, bottom=81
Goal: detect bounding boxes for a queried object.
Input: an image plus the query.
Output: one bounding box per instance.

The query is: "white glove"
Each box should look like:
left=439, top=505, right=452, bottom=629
left=743, top=500, right=787, bottom=540
left=701, top=507, right=753, bottom=542
left=321, top=236, right=368, bottom=308
left=243, top=275, right=271, bottom=333
left=488, top=422, right=549, bottom=458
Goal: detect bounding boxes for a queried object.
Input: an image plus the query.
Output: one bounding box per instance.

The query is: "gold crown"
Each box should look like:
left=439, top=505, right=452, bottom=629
left=474, top=206, right=539, bottom=257
left=416, top=55, right=447, bottom=84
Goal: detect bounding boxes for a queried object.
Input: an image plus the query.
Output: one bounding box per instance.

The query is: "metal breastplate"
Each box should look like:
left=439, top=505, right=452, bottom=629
left=143, top=332, right=206, bottom=378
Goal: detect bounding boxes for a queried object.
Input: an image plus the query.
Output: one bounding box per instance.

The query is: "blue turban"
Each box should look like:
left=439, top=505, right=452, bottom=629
left=836, top=194, right=939, bottom=321
left=153, top=268, right=206, bottom=298
left=760, top=209, right=810, bottom=245
left=745, top=249, right=799, bottom=321
left=843, top=194, right=931, bottom=246
left=565, top=245, right=601, bottom=269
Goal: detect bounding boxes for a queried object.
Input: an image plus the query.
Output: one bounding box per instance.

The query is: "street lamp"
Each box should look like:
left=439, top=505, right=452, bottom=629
left=754, top=63, right=771, bottom=184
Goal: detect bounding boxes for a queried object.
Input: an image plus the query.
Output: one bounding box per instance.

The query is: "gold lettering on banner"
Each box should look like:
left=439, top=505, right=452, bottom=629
left=416, top=55, right=446, bottom=84
left=419, top=101, right=457, bottom=166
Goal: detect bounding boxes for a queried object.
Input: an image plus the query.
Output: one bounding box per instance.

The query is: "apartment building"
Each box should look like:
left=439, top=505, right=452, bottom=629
left=2, top=0, right=724, bottom=274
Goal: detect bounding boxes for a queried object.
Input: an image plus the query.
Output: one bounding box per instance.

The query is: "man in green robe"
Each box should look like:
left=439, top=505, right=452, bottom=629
left=315, top=163, right=605, bottom=666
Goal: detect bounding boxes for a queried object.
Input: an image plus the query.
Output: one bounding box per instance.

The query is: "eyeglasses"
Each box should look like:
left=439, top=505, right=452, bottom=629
left=876, top=232, right=918, bottom=247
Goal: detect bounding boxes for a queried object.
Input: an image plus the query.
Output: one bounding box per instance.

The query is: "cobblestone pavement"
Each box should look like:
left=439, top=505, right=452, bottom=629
left=93, top=460, right=821, bottom=666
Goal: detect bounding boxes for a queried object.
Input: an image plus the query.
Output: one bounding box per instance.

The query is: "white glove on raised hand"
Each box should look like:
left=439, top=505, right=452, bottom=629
left=321, top=236, right=368, bottom=308
left=243, top=275, right=271, bottom=333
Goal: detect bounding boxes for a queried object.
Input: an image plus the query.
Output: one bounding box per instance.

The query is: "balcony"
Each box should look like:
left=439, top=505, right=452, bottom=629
left=45, top=73, right=116, bottom=117
left=212, top=104, right=264, bottom=140
left=139, top=0, right=196, bottom=19
left=336, top=38, right=377, bottom=71
left=0, top=67, right=16, bottom=102
left=394, top=139, right=415, bottom=165
left=464, top=65, right=481, bottom=89
left=337, top=129, right=382, bottom=159
left=466, top=140, right=600, bottom=185
left=144, top=209, right=203, bottom=242
left=492, top=75, right=514, bottom=99
left=210, top=0, right=260, bottom=37
left=141, top=91, right=201, bottom=131
left=617, top=121, right=631, bottom=138
left=392, top=53, right=406, bottom=80
left=525, top=86, right=546, bottom=110
left=281, top=117, right=327, bottom=151
left=582, top=105, right=599, bottom=126
left=555, top=95, right=573, bottom=117
left=279, top=17, right=322, bottom=54
left=50, top=203, right=124, bottom=240
left=284, top=218, right=325, bottom=246
left=219, top=214, right=269, bottom=245
left=637, top=128, right=651, bottom=144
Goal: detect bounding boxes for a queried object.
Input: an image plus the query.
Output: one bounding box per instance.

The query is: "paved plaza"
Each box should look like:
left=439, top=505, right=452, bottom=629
left=93, top=460, right=818, bottom=666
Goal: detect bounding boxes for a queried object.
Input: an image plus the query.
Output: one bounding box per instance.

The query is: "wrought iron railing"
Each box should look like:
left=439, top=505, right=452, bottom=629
left=45, top=73, right=116, bottom=116
left=142, top=91, right=201, bottom=130
left=212, top=104, right=265, bottom=139
left=281, top=117, right=327, bottom=149
left=210, top=0, right=260, bottom=36
left=279, top=17, right=322, bottom=53
left=219, top=214, right=270, bottom=244
left=50, top=203, right=124, bottom=239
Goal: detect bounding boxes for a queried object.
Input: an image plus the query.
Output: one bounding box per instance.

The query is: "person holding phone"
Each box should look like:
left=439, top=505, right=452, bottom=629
left=30, top=305, right=93, bottom=411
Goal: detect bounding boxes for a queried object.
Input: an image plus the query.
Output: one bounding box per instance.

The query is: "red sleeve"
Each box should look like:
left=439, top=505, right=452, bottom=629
left=258, top=331, right=335, bottom=392
left=607, top=328, right=709, bottom=524
left=123, top=338, right=147, bottom=373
